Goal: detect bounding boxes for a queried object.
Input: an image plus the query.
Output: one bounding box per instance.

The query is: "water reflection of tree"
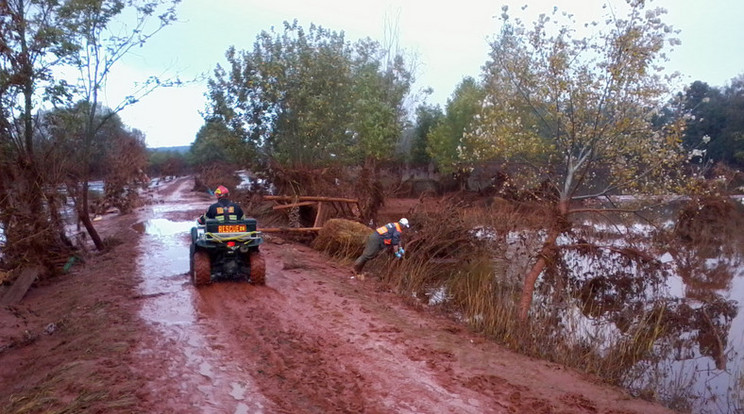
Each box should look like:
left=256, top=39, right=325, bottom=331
left=542, top=199, right=740, bottom=376
left=663, top=297, right=737, bottom=370
left=664, top=196, right=743, bottom=371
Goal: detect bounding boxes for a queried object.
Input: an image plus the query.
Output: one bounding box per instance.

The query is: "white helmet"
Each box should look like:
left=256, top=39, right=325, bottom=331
left=399, top=218, right=409, bottom=228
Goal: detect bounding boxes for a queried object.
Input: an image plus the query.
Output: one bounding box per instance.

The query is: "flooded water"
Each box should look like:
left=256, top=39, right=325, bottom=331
left=466, top=196, right=744, bottom=413
left=659, top=251, right=744, bottom=413
left=549, top=211, right=744, bottom=413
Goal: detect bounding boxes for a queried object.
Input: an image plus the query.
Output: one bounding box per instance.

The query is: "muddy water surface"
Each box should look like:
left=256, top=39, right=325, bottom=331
left=558, top=216, right=744, bottom=413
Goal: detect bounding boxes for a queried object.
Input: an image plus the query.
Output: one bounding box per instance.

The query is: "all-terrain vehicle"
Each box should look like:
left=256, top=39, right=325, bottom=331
left=189, top=218, right=266, bottom=286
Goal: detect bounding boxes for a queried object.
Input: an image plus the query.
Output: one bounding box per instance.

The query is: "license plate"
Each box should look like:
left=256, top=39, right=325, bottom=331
left=218, top=224, right=247, bottom=233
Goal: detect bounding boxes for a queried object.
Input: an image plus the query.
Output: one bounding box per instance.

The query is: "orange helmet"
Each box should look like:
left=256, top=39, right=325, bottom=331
left=214, top=185, right=229, bottom=199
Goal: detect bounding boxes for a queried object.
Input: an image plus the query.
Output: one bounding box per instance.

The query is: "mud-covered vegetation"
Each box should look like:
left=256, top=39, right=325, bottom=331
left=304, top=189, right=742, bottom=412
left=0, top=0, right=178, bottom=275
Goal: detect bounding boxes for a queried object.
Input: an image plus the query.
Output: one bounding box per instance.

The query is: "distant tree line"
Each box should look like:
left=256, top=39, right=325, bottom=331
left=666, top=79, right=744, bottom=169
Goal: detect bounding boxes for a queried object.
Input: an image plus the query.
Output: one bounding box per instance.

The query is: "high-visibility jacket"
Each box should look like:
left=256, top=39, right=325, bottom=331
left=376, top=222, right=403, bottom=246
left=198, top=198, right=245, bottom=224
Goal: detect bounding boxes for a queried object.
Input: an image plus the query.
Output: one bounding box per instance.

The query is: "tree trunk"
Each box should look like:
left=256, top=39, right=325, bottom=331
left=518, top=227, right=560, bottom=321
left=78, top=211, right=103, bottom=251
left=357, top=157, right=383, bottom=225
left=518, top=199, right=569, bottom=321
left=78, top=181, right=104, bottom=251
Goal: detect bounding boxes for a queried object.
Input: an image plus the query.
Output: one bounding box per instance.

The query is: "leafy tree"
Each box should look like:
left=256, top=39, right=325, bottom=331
left=466, top=2, right=688, bottom=320
left=725, top=76, right=744, bottom=165
left=0, top=0, right=179, bottom=262
left=101, top=128, right=149, bottom=214
left=680, top=81, right=725, bottom=167
left=348, top=38, right=411, bottom=169
left=206, top=21, right=411, bottom=172
left=42, top=103, right=147, bottom=214
left=409, top=103, right=443, bottom=167
left=207, top=21, right=354, bottom=170
left=147, top=149, right=187, bottom=177
left=664, top=75, right=744, bottom=171
left=191, top=119, right=247, bottom=167
left=427, top=77, right=485, bottom=175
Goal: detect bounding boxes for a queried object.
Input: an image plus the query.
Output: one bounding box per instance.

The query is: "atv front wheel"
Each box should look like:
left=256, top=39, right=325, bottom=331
left=249, top=251, right=266, bottom=285
left=192, top=251, right=212, bottom=286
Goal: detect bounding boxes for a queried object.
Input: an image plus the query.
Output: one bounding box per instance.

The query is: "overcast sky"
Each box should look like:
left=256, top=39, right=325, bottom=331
left=102, top=0, right=744, bottom=148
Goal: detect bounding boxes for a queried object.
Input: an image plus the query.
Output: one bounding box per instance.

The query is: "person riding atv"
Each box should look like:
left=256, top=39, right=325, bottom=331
left=197, top=185, right=245, bottom=224
left=190, top=185, right=266, bottom=286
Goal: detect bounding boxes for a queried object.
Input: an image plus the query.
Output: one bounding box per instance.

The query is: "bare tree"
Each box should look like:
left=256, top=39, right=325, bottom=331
left=59, top=0, right=179, bottom=250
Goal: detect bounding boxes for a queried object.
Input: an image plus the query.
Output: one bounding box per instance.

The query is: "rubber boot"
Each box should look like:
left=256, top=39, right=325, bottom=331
left=353, top=260, right=365, bottom=274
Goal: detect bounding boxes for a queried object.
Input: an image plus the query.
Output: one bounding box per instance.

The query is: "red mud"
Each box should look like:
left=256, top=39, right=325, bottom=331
left=0, top=177, right=676, bottom=413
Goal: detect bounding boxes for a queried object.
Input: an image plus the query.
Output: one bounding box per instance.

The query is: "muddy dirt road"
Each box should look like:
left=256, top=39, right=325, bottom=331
left=0, top=177, right=676, bottom=413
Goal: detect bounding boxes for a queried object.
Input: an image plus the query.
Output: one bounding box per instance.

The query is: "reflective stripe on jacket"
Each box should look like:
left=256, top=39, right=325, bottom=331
left=375, top=222, right=403, bottom=245
left=198, top=199, right=245, bottom=224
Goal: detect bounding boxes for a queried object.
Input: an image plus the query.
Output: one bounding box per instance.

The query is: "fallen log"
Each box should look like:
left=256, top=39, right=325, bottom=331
left=272, top=201, right=318, bottom=210
left=0, top=266, right=43, bottom=306
left=264, top=195, right=358, bottom=203
left=259, top=227, right=322, bottom=233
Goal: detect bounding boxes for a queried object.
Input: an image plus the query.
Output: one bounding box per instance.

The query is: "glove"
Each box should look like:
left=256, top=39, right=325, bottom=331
left=395, top=248, right=405, bottom=259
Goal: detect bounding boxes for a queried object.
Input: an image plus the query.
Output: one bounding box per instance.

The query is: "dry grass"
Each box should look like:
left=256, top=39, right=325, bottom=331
left=1, top=213, right=149, bottom=414
left=6, top=359, right=139, bottom=414
left=733, top=370, right=744, bottom=413
left=3, top=313, right=143, bottom=414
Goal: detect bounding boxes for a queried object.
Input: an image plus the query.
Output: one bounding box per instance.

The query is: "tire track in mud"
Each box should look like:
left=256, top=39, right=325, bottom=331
left=191, top=245, right=501, bottom=413
left=189, top=240, right=673, bottom=414
left=192, top=274, right=377, bottom=413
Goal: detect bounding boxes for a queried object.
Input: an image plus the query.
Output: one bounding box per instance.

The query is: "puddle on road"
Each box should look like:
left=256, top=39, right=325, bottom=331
left=143, top=218, right=193, bottom=238
left=136, top=219, right=193, bottom=304
left=132, top=219, right=189, bottom=237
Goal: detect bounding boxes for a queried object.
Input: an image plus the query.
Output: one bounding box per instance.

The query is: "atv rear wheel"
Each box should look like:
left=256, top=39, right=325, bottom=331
left=192, top=251, right=212, bottom=286
left=249, top=251, right=266, bottom=285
